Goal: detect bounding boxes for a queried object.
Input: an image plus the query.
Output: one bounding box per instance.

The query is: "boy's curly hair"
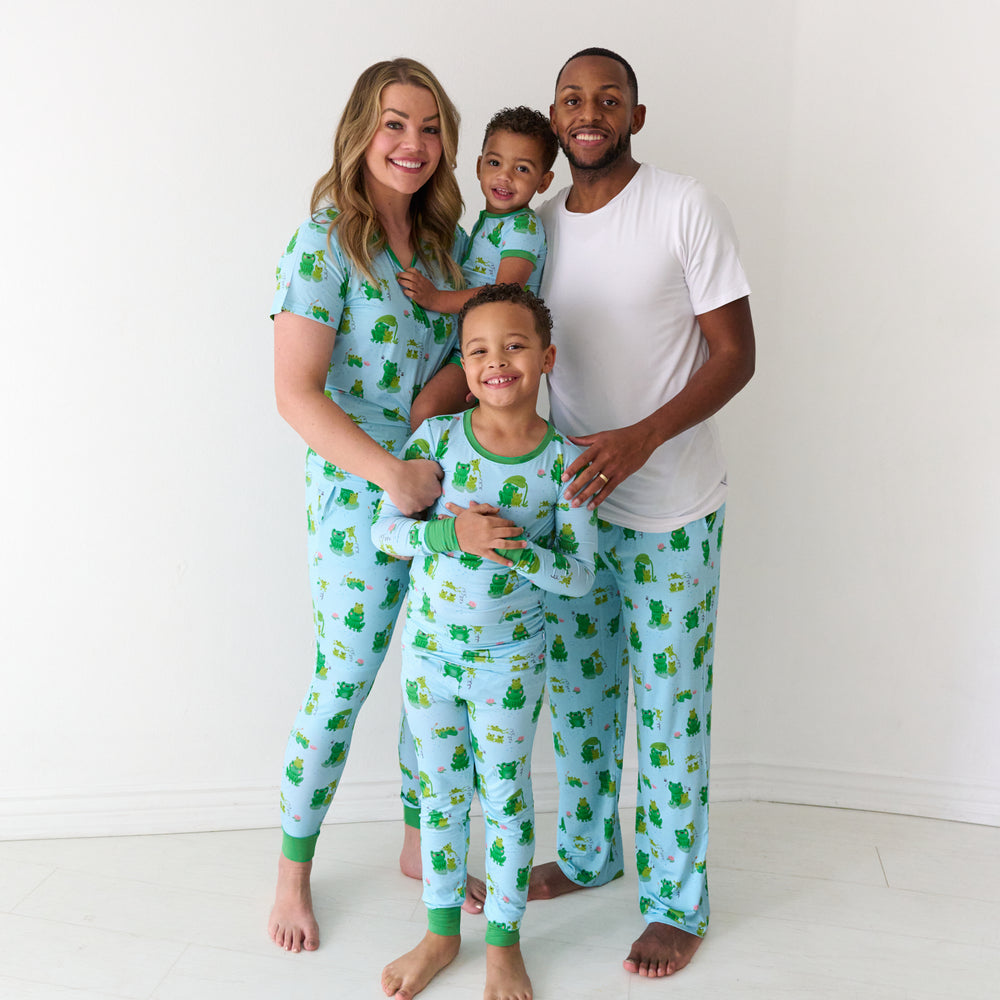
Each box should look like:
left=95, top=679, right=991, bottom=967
left=458, top=283, right=553, bottom=347
left=482, top=106, right=559, bottom=173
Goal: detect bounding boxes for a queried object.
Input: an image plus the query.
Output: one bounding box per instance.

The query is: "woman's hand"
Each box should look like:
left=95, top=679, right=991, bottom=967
left=446, top=501, right=526, bottom=566
left=384, top=458, right=444, bottom=516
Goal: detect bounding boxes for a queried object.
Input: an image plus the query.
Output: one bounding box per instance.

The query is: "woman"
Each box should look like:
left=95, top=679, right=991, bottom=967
left=267, top=58, right=470, bottom=953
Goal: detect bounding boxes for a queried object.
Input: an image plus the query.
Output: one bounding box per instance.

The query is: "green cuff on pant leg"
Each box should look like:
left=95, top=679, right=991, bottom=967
left=485, top=921, right=520, bottom=946
left=282, top=831, right=319, bottom=863
left=403, top=804, right=421, bottom=829
left=427, top=906, right=462, bottom=937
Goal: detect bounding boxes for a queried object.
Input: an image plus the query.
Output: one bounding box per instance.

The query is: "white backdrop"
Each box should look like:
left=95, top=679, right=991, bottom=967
left=2, top=0, right=998, bottom=840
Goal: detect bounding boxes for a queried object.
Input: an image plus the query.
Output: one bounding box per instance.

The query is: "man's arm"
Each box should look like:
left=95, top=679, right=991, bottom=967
left=561, top=296, right=756, bottom=509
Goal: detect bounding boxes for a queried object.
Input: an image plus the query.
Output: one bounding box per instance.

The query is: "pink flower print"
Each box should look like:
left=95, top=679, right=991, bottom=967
left=573, top=687, right=581, bottom=693
left=438, top=766, right=446, bottom=772
left=693, top=578, right=699, bottom=586
left=468, top=601, right=477, bottom=608
left=293, top=814, right=301, bottom=821
left=674, top=731, right=682, bottom=738
left=658, top=543, right=665, bottom=551
left=486, top=698, right=495, bottom=705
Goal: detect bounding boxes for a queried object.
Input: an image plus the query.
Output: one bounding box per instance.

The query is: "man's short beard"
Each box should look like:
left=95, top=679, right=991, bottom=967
left=558, top=132, right=631, bottom=175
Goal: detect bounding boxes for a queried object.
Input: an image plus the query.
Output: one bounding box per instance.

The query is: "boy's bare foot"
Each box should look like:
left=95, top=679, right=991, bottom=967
left=267, top=853, right=320, bottom=952
left=400, top=825, right=485, bottom=914
left=381, top=930, right=460, bottom=999
left=622, top=921, right=702, bottom=977
left=526, top=861, right=582, bottom=900
left=485, top=941, right=532, bottom=1000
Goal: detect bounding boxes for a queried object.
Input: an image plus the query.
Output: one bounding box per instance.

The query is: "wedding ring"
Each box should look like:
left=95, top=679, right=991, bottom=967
left=597, top=472, right=609, bottom=483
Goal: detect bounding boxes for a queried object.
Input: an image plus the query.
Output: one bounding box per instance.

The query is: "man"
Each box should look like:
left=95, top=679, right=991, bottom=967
left=530, top=47, right=755, bottom=978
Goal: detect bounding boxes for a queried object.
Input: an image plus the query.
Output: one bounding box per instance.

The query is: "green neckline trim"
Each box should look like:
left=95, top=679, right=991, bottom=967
left=463, top=408, right=554, bottom=464
left=385, top=246, right=417, bottom=271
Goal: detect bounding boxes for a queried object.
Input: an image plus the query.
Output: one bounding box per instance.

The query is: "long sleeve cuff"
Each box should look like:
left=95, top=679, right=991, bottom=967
left=423, top=516, right=459, bottom=554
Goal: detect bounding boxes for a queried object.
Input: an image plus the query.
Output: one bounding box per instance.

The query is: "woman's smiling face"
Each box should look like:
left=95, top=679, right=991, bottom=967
left=363, top=83, right=443, bottom=202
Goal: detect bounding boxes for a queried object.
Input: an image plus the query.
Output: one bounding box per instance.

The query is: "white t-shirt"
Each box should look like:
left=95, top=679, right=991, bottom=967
left=539, top=163, right=751, bottom=532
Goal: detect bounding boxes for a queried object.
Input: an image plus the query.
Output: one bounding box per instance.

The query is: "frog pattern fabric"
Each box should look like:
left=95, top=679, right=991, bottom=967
left=271, top=214, right=467, bottom=862
left=459, top=207, right=546, bottom=295
left=545, top=506, right=725, bottom=937
left=272, top=210, right=467, bottom=457
left=371, top=410, right=597, bottom=943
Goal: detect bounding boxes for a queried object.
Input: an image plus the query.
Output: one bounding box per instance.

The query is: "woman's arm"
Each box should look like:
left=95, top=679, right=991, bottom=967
left=274, top=310, right=442, bottom=515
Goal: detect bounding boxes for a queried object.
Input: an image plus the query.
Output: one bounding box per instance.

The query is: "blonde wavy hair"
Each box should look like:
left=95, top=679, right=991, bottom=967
left=311, top=58, right=464, bottom=287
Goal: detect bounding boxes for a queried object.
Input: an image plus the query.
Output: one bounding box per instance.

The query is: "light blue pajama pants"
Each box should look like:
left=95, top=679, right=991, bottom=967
left=402, top=633, right=548, bottom=945
left=278, top=454, right=420, bottom=861
left=545, top=506, right=724, bottom=936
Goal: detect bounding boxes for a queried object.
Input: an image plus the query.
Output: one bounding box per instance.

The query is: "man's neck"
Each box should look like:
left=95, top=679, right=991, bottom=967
left=565, top=157, right=641, bottom=214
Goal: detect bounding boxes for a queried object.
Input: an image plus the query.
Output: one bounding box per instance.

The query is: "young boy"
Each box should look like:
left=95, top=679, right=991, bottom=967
left=374, top=284, right=597, bottom=1000
left=396, top=106, right=558, bottom=312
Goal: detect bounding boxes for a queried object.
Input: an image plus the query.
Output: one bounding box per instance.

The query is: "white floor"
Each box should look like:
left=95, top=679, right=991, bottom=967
left=1, top=802, right=998, bottom=999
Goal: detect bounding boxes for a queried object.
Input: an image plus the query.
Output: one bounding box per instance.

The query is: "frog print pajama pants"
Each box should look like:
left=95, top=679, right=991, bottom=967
left=402, top=636, right=548, bottom=945
left=545, top=506, right=725, bottom=936
left=278, top=454, right=420, bottom=862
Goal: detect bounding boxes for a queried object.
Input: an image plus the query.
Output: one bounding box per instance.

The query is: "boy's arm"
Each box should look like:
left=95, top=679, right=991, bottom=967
left=397, top=256, right=536, bottom=314
left=495, top=498, right=598, bottom=598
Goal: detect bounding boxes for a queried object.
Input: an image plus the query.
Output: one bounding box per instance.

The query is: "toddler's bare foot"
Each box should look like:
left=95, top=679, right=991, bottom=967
left=622, top=921, right=702, bottom=977
left=267, top=853, right=319, bottom=952
left=526, top=861, right=582, bottom=900
left=381, top=931, right=460, bottom=999
left=400, top=826, right=484, bottom=915
left=485, top=941, right=532, bottom=1000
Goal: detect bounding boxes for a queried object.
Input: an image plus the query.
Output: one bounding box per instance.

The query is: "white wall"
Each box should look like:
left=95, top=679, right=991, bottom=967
left=2, top=0, right=997, bottom=840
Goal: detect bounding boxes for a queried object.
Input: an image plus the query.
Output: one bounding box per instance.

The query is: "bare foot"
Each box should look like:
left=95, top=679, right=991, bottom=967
left=485, top=942, right=532, bottom=1000
left=526, top=861, right=583, bottom=900
left=399, top=824, right=422, bottom=879
left=400, top=825, right=484, bottom=915
left=463, top=874, right=486, bottom=914
left=622, top=921, right=702, bottom=977
left=267, top=853, right=319, bottom=952
left=381, top=930, right=460, bottom=999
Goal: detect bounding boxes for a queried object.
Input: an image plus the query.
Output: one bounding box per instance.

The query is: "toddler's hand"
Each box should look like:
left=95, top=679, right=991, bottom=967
left=396, top=267, right=438, bottom=310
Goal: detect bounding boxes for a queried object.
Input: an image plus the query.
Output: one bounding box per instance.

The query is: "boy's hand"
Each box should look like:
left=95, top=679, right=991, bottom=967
left=445, top=501, right=527, bottom=566
left=397, top=267, right=440, bottom=311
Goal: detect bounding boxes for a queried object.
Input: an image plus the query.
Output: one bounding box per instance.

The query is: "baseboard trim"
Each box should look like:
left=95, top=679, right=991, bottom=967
left=1, top=762, right=996, bottom=841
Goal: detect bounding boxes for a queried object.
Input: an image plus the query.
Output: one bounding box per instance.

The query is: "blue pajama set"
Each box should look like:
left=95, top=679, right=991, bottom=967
left=372, top=411, right=597, bottom=944
left=459, top=206, right=546, bottom=293
left=270, top=210, right=465, bottom=863
left=544, top=511, right=725, bottom=936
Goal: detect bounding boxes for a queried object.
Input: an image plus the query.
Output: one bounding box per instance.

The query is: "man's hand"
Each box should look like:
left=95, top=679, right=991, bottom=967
left=445, top=501, right=527, bottom=566
left=562, top=424, right=658, bottom=510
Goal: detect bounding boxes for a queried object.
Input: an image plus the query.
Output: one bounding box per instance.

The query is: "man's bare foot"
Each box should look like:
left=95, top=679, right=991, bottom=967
left=267, top=853, right=320, bottom=952
left=400, top=825, right=485, bottom=914
left=485, top=942, right=532, bottom=1000
left=526, top=861, right=583, bottom=900
left=622, top=921, right=702, bottom=977
left=381, top=930, right=460, bottom=999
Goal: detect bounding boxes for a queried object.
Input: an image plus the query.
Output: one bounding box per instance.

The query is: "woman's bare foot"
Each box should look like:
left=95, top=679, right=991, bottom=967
left=485, top=941, right=532, bottom=1000
left=381, top=930, right=460, bottom=999
left=526, top=861, right=582, bottom=900
left=400, top=826, right=485, bottom=914
left=267, top=853, right=320, bottom=952
left=622, top=921, right=702, bottom=977
left=399, top=824, right=422, bottom=879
